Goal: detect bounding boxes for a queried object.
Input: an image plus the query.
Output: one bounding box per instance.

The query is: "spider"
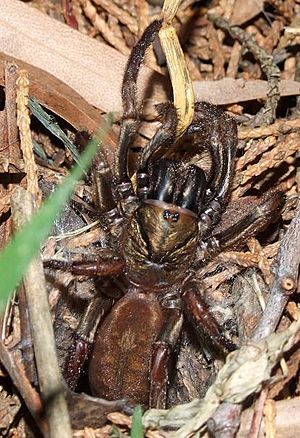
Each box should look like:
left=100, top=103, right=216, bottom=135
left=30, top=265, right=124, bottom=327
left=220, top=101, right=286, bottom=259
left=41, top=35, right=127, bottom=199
left=46, top=19, right=284, bottom=409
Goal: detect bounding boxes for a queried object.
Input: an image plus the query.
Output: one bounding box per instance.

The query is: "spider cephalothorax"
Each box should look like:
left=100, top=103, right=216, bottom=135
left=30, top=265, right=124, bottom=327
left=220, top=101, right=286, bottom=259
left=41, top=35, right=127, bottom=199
left=123, top=159, right=206, bottom=287
left=47, top=19, right=284, bottom=408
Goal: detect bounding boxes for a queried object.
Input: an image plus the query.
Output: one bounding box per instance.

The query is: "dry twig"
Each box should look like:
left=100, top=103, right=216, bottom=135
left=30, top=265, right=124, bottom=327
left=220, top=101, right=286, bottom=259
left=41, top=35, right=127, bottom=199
left=207, top=199, right=300, bottom=437
left=11, top=188, right=72, bottom=438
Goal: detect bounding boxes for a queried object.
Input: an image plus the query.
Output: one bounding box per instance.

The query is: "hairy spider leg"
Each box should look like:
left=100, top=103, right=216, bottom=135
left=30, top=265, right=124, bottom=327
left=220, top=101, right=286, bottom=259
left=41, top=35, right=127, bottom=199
left=139, top=104, right=178, bottom=169
left=199, top=189, right=285, bottom=259
left=149, top=281, right=236, bottom=409
left=186, top=102, right=238, bottom=227
left=44, top=256, right=124, bottom=276
left=115, top=19, right=163, bottom=184
left=150, top=307, right=183, bottom=408
left=114, top=19, right=164, bottom=216
left=182, top=282, right=236, bottom=356
left=92, top=22, right=165, bottom=226
left=93, top=151, right=116, bottom=214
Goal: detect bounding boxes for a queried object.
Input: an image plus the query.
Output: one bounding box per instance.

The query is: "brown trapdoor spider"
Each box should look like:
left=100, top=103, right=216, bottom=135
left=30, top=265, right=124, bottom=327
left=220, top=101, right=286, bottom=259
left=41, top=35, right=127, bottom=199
left=46, top=19, right=284, bottom=409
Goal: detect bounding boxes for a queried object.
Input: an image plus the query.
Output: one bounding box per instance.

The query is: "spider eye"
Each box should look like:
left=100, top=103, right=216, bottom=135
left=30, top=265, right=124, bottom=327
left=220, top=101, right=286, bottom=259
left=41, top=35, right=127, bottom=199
left=163, top=209, right=180, bottom=222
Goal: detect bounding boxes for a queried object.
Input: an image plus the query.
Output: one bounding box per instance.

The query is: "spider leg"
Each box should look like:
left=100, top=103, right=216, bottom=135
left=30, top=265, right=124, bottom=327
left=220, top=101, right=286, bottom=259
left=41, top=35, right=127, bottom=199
left=149, top=307, right=183, bottom=408
left=115, top=19, right=163, bottom=185
left=199, top=189, right=284, bottom=259
left=182, top=282, right=236, bottom=357
left=92, top=149, right=129, bottom=236
left=44, top=253, right=125, bottom=276
left=139, top=103, right=178, bottom=170
left=186, top=102, right=238, bottom=226
left=93, top=150, right=116, bottom=215
left=113, top=19, right=163, bottom=213
left=75, top=131, right=124, bottom=231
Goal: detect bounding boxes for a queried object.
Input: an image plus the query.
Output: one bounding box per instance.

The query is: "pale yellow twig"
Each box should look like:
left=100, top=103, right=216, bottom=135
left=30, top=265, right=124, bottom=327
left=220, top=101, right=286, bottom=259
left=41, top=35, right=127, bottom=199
left=16, top=69, right=42, bottom=206
left=159, top=0, right=195, bottom=136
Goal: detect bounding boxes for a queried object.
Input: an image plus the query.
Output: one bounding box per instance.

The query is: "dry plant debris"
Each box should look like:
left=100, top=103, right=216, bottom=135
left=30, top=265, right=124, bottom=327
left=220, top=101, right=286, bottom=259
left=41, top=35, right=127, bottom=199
left=0, top=0, right=300, bottom=437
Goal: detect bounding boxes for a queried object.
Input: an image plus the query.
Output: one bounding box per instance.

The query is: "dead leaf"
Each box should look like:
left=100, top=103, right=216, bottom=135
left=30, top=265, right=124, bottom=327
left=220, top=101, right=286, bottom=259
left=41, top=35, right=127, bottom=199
left=230, top=0, right=264, bottom=26
left=0, top=385, right=21, bottom=434
left=1, top=0, right=299, bottom=122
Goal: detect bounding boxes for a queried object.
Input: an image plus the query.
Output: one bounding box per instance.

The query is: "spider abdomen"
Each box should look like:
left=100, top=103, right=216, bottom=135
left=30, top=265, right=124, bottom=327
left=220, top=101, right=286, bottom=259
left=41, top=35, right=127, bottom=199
left=88, top=290, right=165, bottom=405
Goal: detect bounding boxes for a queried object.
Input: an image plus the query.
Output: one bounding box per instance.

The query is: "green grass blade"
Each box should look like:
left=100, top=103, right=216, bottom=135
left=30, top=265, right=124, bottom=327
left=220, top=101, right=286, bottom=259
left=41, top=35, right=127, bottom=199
left=29, top=97, right=81, bottom=166
left=0, top=114, right=113, bottom=309
left=131, top=405, right=144, bottom=438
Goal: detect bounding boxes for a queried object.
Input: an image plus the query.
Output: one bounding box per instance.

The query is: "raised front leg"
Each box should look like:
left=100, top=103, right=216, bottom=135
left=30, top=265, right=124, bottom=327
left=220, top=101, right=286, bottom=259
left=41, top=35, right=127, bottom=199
left=182, top=282, right=236, bottom=358
left=186, top=102, right=238, bottom=226
left=149, top=307, right=183, bottom=409
left=115, top=19, right=163, bottom=184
